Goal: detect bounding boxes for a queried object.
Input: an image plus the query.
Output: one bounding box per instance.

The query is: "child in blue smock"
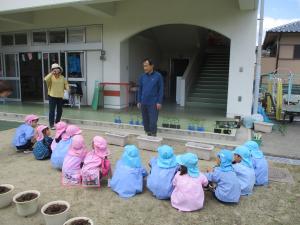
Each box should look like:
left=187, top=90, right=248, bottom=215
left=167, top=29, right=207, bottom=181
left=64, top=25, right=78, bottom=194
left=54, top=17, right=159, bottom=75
left=12, top=114, right=39, bottom=153
left=147, top=145, right=178, bottom=199
left=244, top=141, right=269, bottom=186
left=33, top=125, right=53, bottom=160
left=233, top=146, right=255, bottom=196
left=110, top=145, right=148, bottom=198
left=51, top=125, right=82, bottom=170
left=205, top=149, right=241, bottom=203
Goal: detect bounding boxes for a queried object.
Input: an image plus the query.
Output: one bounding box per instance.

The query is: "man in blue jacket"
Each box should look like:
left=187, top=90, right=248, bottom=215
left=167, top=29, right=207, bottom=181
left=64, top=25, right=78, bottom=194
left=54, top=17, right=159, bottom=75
left=137, top=59, right=163, bottom=136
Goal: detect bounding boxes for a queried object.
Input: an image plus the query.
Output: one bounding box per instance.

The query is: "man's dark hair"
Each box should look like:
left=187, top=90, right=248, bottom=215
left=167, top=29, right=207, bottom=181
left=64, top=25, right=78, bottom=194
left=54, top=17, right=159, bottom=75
left=143, top=58, right=153, bottom=65
left=0, top=81, right=13, bottom=93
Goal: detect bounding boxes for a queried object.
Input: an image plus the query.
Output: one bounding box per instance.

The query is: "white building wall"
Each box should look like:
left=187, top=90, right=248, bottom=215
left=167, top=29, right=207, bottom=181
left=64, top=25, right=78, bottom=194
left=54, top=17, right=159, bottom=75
left=128, top=35, right=161, bottom=83
left=102, top=0, right=257, bottom=117
left=0, top=0, right=257, bottom=117
left=86, top=51, right=102, bottom=105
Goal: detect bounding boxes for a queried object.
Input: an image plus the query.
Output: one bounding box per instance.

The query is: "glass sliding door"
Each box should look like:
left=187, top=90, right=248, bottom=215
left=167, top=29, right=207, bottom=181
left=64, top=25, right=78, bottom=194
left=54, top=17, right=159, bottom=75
left=66, top=51, right=87, bottom=105
left=0, top=53, right=21, bottom=100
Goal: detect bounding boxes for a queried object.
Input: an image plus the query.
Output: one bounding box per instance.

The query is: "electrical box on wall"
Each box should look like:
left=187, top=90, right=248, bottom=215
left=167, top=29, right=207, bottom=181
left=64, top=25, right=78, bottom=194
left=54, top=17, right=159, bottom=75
left=100, top=50, right=106, bottom=60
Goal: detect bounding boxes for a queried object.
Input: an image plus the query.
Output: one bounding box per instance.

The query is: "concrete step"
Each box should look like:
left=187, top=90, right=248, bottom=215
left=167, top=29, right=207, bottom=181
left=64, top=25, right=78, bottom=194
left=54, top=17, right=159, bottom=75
left=195, top=80, right=228, bottom=85
left=186, top=101, right=227, bottom=109
left=197, top=77, right=229, bottom=81
left=200, top=69, right=229, bottom=74
left=193, top=84, right=228, bottom=89
left=201, top=64, right=229, bottom=70
left=204, top=63, right=229, bottom=67
left=187, top=97, right=227, bottom=103
left=0, top=112, right=249, bottom=147
left=206, top=56, right=229, bottom=59
left=191, top=88, right=228, bottom=93
left=198, top=75, right=228, bottom=78
left=189, top=92, right=227, bottom=98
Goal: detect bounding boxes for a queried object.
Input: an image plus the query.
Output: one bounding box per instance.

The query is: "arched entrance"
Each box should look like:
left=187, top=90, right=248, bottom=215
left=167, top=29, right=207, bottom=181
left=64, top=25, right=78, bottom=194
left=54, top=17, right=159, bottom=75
left=120, top=24, right=230, bottom=113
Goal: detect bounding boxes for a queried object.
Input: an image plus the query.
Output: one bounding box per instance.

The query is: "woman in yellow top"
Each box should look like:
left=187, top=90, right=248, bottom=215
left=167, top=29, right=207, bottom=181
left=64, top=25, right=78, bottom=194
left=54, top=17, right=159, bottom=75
left=44, top=63, right=69, bottom=130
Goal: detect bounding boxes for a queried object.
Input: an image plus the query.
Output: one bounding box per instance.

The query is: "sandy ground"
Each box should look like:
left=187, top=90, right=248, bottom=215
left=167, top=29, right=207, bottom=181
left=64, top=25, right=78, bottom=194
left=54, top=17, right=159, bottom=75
left=261, top=122, right=300, bottom=159
left=0, top=128, right=299, bottom=225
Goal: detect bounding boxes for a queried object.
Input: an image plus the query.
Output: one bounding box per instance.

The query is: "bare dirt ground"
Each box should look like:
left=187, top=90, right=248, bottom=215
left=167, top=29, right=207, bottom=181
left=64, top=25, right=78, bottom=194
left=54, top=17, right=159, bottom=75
left=0, top=128, right=299, bottom=225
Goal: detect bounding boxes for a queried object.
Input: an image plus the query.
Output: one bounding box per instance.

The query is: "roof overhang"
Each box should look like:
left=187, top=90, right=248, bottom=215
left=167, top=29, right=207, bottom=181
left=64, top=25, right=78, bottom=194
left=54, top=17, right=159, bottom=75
left=0, top=0, right=121, bottom=15
left=262, top=32, right=280, bottom=49
left=238, top=0, right=258, bottom=10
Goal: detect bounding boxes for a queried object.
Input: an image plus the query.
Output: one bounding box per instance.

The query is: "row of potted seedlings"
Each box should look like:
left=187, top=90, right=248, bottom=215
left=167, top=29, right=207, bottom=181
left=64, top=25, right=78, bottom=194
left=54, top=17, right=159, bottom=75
left=162, top=118, right=181, bottom=129
left=114, top=115, right=144, bottom=126
left=0, top=184, right=92, bottom=225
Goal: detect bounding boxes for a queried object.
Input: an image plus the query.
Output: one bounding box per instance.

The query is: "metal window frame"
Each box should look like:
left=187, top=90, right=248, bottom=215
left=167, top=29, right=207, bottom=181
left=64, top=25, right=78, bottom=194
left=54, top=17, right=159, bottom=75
left=31, top=30, right=48, bottom=46
left=14, top=32, right=29, bottom=46
left=1, top=33, right=14, bottom=46
left=1, top=52, right=21, bottom=101
left=65, top=51, right=86, bottom=81
left=67, top=26, right=86, bottom=43
left=48, top=28, right=67, bottom=45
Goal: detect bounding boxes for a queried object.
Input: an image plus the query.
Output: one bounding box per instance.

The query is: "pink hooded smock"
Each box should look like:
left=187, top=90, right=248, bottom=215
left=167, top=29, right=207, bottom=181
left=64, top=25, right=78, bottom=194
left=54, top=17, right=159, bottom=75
left=171, top=153, right=208, bottom=212
left=25, top=114, right=39, bottom=125
left=36, top=125, right=48, bottom=141
left=62, top=135, right=87, bottom=185
left=81, top=136, right=110, bottom=187
left=50, top=122, right=68, bottom=151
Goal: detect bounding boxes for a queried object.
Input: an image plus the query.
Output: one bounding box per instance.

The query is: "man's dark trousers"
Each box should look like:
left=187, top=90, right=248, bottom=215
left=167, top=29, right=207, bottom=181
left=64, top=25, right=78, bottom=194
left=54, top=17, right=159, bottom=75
left=141, top=104, right=158, bottom=136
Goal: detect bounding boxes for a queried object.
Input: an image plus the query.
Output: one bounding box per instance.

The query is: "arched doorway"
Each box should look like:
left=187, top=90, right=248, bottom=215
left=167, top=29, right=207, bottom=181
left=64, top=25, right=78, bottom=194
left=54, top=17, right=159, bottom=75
left=120, top=24, right=230, bottom=113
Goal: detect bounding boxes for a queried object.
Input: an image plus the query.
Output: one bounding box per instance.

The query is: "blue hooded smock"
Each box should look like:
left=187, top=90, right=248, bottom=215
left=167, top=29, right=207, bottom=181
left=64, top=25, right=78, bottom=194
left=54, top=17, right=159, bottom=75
left=110, top=145, right=148, bottom=198
left=147, top=145, right=178, bottom=199
left=233, top=146, right=255, bottom=195
left=12, top=124, right=35, bottom=148
left=50, top=138, right=72, bottom=170
left=205, top=150, right=241, bottom=203
left=244, top=141, right=269, bottom=186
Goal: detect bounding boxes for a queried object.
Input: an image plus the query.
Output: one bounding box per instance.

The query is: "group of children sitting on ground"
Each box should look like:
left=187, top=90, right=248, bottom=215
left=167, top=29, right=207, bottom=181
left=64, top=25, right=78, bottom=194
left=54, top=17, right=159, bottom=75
left=12, top=114, right=269, bottom=212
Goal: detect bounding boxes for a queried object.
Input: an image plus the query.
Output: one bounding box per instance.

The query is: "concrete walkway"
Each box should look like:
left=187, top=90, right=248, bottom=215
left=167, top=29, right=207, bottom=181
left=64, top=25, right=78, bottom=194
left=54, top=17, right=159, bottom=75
left=261, top=122, right=300, bottom=159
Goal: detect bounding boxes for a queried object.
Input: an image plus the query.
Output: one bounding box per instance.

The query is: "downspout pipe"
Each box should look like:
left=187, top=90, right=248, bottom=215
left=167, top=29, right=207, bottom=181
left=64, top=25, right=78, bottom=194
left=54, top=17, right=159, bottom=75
left=253, top=0, right=264, bottom=114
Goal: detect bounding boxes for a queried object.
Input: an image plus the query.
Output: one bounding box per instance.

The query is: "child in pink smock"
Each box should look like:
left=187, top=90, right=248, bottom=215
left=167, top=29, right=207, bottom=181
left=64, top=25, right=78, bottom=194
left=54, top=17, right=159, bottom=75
left=171, top=153, right=208, bottom=212
left=51, top=121, right=67, bottom=151
left=62, top=135, right=87, bottom=186
left=81, top=136, right=112, bottom=188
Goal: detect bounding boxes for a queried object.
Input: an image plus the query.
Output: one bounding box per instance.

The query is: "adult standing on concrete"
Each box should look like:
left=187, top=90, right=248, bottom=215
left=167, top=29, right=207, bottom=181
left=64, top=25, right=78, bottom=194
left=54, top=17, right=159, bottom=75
left=44, top=63, right=69, bottom=130
left=137, top=59, right=163, bottom=136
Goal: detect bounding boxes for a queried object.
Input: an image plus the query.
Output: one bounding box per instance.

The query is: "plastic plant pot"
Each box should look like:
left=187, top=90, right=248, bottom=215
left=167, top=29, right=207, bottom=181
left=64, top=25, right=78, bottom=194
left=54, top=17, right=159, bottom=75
left=63, top=217, right=93, bottom=225
left=41, top=200, right=70, bottom=225
left=0, top=184, right=14, bottom=208
left=13, top=190, right=41, bottom=216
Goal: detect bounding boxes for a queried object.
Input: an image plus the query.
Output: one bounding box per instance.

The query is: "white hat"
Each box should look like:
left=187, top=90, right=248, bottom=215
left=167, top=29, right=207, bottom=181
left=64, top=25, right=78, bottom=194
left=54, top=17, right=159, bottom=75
left=51, top=63, right=63, bottom=72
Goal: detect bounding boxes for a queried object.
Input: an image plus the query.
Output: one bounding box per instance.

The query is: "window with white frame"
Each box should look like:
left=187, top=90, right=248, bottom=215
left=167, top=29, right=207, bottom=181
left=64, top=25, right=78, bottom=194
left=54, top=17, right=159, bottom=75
left=5, top=80, right=20, bottom=99
left=68, top=27, right=85, bottom=43
left=67, top=52, right=84, bottom=79
left=0, top=54, right=3, bottom=77
left=1, top=34, right=14, bottom=46
left=49, top=30, right=66, bottom=44
left=5, top=54, right=18, bottom=77
left=32, top=31, right=47, bottom=45
left=85, top=25, right=102, bottom=43
left=14, top=33, right=28, bottom=45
